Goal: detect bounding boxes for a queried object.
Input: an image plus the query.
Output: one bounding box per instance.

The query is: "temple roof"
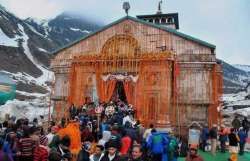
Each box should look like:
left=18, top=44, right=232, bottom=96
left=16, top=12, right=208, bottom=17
left=52, top=16, right=215, bottom=55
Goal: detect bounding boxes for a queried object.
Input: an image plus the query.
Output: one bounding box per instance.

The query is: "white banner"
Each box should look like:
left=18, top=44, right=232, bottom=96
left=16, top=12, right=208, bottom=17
left=101, top=74, right=139, bottom=83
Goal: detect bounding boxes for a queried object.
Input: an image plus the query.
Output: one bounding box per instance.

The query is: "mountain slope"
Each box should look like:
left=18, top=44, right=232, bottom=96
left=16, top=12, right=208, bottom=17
left=0, top=5, right=102, bottom=76
left=233, top=64, right=250, bottom=73
left=221, top=60, right=250, bottom=93
left=0, top=5, right=102, bottom=96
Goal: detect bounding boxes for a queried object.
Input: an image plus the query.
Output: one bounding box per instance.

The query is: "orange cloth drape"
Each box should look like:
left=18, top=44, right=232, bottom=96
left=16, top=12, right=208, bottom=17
left=96, top=68, right=116, bottom=102
left=123, top=81, right=133, bottom=104
left=105, top=79, right=117, bottom=102
left=58, top=122, right=81, bottom=154
left=95, top=65, right=106, bottom=102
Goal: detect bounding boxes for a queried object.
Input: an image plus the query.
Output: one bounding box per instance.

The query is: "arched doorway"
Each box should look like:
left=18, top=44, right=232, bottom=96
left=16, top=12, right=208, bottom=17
left=110, top=81, right=127, bottom=103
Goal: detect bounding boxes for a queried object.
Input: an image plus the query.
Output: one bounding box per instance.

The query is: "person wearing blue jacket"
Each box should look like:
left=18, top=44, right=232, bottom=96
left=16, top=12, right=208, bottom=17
left=147, top=129, right=168, bottom=161
left=238, top=127, right=247, bottom=155
left=200, top=125, right=209, bottom=152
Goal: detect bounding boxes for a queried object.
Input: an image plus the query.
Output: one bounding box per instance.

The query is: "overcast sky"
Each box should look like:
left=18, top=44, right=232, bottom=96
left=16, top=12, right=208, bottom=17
left=0, top=0, right=249, bottom=65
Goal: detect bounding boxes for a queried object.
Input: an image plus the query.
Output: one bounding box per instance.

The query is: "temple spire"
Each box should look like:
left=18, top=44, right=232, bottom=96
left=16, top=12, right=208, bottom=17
left=157, top=0, right=163, bottom=14
left=123, top=2, right=130, bottom=16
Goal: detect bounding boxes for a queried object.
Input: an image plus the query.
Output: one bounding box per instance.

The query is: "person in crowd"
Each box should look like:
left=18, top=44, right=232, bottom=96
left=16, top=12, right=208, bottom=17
left=200, top=124, right=209, bottom=152
left=238, top=127, right=247, bottom=155
left=147, top=129, right=167, bottom=161
left=49, top=135, right=72, bottom=161
left=89, top=145, right=104, bottom=161
left=100, top=141, right=124, bottom=161
left=100, top=117, right=109, bottom=134
left=77, top=142, right=92, bottom=161
left=179, top=137, right=188, bottom=158
left=109, top=125, right=122, bottom=150
left=0, top=138, right=13, bottom=161
left=3, top=128, right=18, bottom=160
left=143, top=124, right=154, bottom=142
left=32, top=118, right=39, bottom=127
left=47, top=126, right=59, bottom=145
left=242, top=117, right=250, bottom=134
left=122, top=112, right=134, bottom=126
left=232, top=116, right=241, bottom=131
left=69, top=104, right=78, bottom=119
left=33, top=135, right=49, bottom=161
left=209, top=124, right=217, bottom=156
left=219, top=125, right=228, bottom=153
left=17, top=126, right=34, bottom=161
left=98, top=131, right=111, bottom=147
left=228, top=128, right=240, bottom=161
left=82, top=125, right=94, bottom=143
left=128, top=145, right=144, bottom=161
left=168, top=131, right=178, bottom=161
left=120, top=130, right=132, bottom=156
left=134, top=120, right=145, bottom=144
left=185, top=144, right=204, bottom=161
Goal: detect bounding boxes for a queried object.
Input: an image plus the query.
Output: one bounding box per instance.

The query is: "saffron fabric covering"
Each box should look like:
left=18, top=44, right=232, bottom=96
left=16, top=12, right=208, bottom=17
left=96, top=72, right=117, bottom=103
left=123, top=80, right=134, bottom=105
left=58, top=122, right=81, bottom=154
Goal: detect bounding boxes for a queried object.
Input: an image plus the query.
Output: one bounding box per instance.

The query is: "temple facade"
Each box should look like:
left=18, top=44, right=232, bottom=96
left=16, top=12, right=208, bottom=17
left=50, top=13, right=222, bottom=133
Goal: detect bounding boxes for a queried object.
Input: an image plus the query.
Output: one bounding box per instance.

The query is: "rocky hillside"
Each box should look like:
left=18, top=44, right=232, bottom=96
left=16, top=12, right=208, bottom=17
left=0, top=4, right=102, bottom=97
left=221, top=60, right=250, bottom=93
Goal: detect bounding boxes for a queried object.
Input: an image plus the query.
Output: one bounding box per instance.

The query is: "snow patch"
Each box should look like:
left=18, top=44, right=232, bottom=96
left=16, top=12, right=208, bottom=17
left=70, top=28, right=90, bottom=33
left=37, top=47, right=48, bottom=53
left=0, top=99, right=50, bottom=121
left=17, top=24, right=54, bottom=86
left=16, top=90, right=45, bottom=97
left=0, top=28, right=18, bottom=47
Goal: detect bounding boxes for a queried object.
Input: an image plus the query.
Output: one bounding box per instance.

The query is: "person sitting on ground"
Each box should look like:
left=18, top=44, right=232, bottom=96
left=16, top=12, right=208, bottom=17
left=89, top=145, right=104, bottom=161
left=185, top=144, right=204, bottom=161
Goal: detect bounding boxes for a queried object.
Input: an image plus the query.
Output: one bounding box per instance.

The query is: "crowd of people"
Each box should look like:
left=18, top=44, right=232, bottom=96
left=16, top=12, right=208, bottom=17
left=200, top=116, right=249, bottom=161
left=0, top=99, right=249, bottom=161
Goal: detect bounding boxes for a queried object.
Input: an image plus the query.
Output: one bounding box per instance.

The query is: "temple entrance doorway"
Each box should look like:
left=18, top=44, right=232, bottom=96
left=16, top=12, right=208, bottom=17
left=111, top=81, right=127, bottom=103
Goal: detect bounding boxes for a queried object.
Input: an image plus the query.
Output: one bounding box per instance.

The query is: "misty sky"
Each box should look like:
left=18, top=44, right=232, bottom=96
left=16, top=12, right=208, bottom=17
left=0, top=0, right=249, bottom=65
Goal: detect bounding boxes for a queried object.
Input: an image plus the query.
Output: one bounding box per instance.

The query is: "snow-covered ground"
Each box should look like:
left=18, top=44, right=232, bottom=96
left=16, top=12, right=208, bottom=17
left=0, top=97, right=51, bottom=122
left=0, top=22, right=54, bottom=121
left=221, top=91, right=250, bottom=126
